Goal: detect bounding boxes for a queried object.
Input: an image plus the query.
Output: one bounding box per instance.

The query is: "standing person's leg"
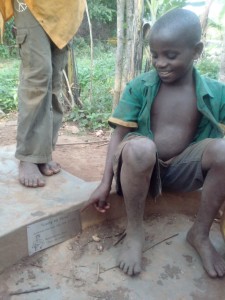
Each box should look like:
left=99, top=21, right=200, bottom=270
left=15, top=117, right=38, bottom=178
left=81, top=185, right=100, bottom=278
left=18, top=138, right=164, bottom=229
left=14, top=1, right=53, bottom=187
left=117, top=137, right=156, bottom=275
left=187, top=139, right=225, bottom=278
left=38, top=43, right=68, bottom=175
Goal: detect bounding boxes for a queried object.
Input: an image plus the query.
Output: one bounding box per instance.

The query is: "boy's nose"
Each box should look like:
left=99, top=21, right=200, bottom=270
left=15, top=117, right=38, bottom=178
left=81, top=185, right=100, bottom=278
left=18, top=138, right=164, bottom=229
left=155, top=58, right=168, bottom=69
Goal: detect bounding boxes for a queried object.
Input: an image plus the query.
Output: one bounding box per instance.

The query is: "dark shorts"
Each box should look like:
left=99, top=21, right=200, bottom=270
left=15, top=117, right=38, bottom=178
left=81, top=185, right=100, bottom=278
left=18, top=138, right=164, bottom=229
left=113, top=136, right=215, bottom=199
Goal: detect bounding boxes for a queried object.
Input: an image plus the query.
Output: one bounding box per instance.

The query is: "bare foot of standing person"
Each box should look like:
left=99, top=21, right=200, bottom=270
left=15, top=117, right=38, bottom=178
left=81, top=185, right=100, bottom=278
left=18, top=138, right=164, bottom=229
left=38, top=161, right=61, bottom=176
left=19, top=161, right=61, bottom=187
left=19, top=161, right=45, bottom=187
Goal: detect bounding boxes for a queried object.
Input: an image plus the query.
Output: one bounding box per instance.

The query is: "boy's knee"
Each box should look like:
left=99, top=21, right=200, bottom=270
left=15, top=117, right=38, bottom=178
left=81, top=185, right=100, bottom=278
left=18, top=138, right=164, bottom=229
left=203, top=139, right=225, bottom=169
left=122, top=138, right=156, bottom=170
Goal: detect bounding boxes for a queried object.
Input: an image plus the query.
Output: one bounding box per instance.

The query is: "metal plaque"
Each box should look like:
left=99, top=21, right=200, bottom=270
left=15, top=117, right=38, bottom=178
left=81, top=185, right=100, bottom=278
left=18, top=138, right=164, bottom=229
left=27, top=210, right=81, bottom=255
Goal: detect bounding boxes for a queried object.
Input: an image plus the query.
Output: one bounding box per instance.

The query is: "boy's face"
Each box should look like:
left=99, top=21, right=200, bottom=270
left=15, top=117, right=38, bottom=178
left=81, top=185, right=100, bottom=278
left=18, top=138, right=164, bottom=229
left=150, top=29, right=201, bottom=84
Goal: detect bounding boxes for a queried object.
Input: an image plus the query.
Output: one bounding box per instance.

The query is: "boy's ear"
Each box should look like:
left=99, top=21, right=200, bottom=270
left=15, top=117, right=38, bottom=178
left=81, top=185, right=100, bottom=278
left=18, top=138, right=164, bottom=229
left=194, top=41, right=204, bottom=59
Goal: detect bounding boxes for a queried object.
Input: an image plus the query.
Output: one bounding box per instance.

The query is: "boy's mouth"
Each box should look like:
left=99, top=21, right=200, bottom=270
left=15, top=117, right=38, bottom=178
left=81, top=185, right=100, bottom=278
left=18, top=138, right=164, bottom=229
left=157, top=71, right=171, bottom=76
left=157, top=70, right=173, bottom=80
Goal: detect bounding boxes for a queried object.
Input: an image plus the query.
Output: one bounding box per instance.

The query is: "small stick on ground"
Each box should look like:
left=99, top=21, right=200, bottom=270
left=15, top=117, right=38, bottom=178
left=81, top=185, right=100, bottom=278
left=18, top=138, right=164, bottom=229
left=96, top=142, right=109, bottom=148
left=9, top=286, right=50, bottom=296
left=57, top=140, right=109, bottom=146
left=95, top=263, right=100, bottom=283
left=98, top=229, right=126, bottom=240
left=113, top=232, right=126, bottom=246
left=30, top=263, right=42, bottom=268
left=143, top=233, right=179, bottom=253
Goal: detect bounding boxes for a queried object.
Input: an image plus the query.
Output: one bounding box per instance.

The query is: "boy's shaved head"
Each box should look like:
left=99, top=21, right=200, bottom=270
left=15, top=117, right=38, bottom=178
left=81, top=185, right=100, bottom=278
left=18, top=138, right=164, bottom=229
left=151, top=8, right=202, bottom=47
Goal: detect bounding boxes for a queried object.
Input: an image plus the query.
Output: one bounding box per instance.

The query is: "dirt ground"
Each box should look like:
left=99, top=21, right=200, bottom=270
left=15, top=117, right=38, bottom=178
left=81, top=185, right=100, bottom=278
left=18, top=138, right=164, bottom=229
left=0, top=112, right=108, bottom=182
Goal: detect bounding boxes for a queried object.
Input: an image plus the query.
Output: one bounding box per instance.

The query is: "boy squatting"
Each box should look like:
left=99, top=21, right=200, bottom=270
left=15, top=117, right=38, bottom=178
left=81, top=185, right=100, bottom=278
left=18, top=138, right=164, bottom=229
left=85, top=8, right=225, bottom=278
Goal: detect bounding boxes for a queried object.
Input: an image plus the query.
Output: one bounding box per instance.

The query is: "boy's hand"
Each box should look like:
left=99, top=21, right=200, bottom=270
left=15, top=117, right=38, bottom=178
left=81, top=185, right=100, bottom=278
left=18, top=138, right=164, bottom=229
left=82, top=182, right=111, bottom=213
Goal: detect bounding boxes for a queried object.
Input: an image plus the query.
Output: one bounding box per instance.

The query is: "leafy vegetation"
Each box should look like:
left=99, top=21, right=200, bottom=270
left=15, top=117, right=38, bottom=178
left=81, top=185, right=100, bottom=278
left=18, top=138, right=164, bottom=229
left=67, top=44, right=115, bottom=130
left=0, top=0, right=223, bottom=131
left=0, top=18, right=17, bottom=59
left=0, top=42, right=220, bottom=129
left=197, top=55, right=220, bottom=79
left=0, top=60, right=19, bottom=112
left=87, top=0, right=116, bottom=23
left=145, top=0, right=188, bottom=24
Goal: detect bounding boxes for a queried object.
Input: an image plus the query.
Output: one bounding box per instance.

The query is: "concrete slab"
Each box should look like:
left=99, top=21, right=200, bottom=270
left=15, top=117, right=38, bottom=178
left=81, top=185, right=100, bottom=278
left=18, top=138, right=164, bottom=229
left=0, top=144, right=203, bottom=275
left=0, top=145, right=99, bottom=273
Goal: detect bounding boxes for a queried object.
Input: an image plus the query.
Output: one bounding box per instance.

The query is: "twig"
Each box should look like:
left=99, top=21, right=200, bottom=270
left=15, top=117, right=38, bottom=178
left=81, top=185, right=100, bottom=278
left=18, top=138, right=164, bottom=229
left=143, top=233, right=179, bottom=253
left=85, top=2, right=94, bottom=102
left=96, top=142, right=109, bottom=147
left=30, top=263, right=42, bottom=268
left=62, top=90, right=73, bottom=110
left=113, top=232, right=126, bottom=246
left=56, top=140, right=109, bottom=146
left=63, top=69, right=75, bottom=108
left=114, top=230, right=126, bottom=237
left=95, top=263, right=100, bottom=283
left=100, top=265, right=117, bottom=274
left=57, top=273, right=72, bottom=280
left=100, top=230, right=125, bottom=240
left=9, top=286, right=50, bottom=296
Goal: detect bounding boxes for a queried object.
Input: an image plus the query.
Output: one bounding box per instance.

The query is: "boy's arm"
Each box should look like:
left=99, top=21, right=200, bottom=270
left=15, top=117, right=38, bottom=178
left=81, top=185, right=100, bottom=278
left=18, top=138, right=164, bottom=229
left=83, top=125, right=132, bottom=213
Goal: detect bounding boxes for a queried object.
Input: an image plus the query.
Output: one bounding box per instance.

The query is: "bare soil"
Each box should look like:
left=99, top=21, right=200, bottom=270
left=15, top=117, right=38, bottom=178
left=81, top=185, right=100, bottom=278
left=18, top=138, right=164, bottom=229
left=0, top=112, right=108, bottom=182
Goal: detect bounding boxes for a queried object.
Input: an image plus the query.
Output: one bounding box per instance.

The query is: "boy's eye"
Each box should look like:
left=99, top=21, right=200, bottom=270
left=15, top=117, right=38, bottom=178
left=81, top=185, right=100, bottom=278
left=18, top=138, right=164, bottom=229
left=166, top=52, right=177, bottom=59
left=151, top=53, right=157, bottom=59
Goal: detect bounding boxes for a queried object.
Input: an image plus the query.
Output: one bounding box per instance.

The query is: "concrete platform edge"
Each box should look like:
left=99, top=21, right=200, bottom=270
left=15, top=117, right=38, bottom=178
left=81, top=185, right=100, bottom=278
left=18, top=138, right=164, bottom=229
left=0, top=186, right=201, bottom=274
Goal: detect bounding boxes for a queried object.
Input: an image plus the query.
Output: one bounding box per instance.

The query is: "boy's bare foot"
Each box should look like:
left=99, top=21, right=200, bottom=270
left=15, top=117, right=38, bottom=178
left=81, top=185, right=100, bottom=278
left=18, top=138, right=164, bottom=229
left=19, top=161, right=45, bottom=188
left=117, top=228, right=145, bottom=276
left=38, top=161, right=61, bottom=176
left=187, top=227, right=225, bottom=278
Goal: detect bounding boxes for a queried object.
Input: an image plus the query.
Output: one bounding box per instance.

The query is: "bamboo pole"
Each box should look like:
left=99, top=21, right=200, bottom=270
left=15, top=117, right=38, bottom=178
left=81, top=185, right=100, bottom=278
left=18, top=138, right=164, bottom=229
left=85, top=1, right=94, bottom=102
left=113, top=0, right=144, bottom=109
left=200, top=0, right=215, bottom=40
left=219, top=31, right=225, bottom=83
left=121, top=0, right=133, bottom=89
left=113, top=0, right=126, bottom=109
left=133, top=0, right=144, bottom=76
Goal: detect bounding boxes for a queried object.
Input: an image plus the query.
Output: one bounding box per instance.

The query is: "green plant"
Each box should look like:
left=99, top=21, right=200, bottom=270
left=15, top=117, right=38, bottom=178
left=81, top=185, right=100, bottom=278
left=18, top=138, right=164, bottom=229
left=144, top=0, right=188, bottom=24
left=0, top=60, right=19, bottom=112
left=197, top=55, right=220, bottom=79
left=68, top=101, right=111, bottom=130
left=0, top=45, right=10, bottom=59
left=87, top=0, right=116, bottom=23
left=0, top=18, right=17, bottom=59
left=67, top=47, right=115, bottom=130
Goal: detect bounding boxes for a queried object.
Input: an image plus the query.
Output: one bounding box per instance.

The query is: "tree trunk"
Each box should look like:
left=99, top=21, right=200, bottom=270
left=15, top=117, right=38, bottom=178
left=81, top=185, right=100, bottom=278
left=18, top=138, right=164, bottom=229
left=113, top=0, right=126, bottom=109
left=219, top=31, right=225, bottom=83
left=121, top=0, right=134, bottom=89
left=200, top=0, right=215, bottom=40
left=113, top=0, right=144, bottom=109
left=133, top=0, right=144, bottom=76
